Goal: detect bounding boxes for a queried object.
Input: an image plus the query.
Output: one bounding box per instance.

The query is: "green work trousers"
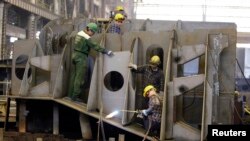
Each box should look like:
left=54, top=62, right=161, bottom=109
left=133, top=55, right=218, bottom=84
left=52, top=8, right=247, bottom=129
left=68, top=51, right=88, bottom=99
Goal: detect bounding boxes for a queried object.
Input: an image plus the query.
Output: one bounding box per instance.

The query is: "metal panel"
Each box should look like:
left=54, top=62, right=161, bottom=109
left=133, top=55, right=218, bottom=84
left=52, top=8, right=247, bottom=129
left=87, top=57, right=99, bottom=111
left=11, top=40, right=36, bottom=95
left=202, top=82, right=213, bottom=139
left=30, top=56, right=51, bottom=71
left=102, top=51, right=131, bottom=119
left=173, top=44, right=205, bottom=64
left=87, top=51, right=132, bottom=123
left=173, top=74, right=204, bottom=96
left=12, top=39, right=47, bottom=96
left=52, top=45, right=71, bottom=98
left=29, top=81, right=49, bottom=96
left=173, top=121, right=200, bottom=141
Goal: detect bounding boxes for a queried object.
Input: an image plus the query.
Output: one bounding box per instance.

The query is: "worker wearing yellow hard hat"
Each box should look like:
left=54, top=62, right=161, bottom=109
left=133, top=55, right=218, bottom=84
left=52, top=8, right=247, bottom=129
left=143, top=85, right=156, bottom=97
left=114, top=5, right=127, bottom=19
left=115, top=6, right=124, bottom=11
left=139, top=85, right=162, bottom=137
left=129, top=55, right=164, bottom=136
left=108, top=13, right=125, bottom=34
left=149, top=55, right=161, bottom=66
left=114, top=13, right=125, bottom=21
left=128, top=55, right=165, bottom=93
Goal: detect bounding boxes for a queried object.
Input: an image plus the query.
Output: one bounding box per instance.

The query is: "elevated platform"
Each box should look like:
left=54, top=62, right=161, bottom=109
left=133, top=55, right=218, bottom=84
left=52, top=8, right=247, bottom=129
left=7, top=96, right=153, bottom=140
left=54, top=98, right=153, bottom=140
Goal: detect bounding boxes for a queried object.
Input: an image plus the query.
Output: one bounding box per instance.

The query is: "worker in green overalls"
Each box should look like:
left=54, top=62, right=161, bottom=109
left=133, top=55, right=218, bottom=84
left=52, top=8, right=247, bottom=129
left=68, top=22, right=114, bottom=102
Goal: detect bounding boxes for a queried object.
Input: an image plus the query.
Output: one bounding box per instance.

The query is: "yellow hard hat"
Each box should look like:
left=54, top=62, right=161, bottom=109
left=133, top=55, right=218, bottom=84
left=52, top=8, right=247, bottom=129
left=114, top=13, right=125, bottom=21
left=150, top=55, right=161, bottom=65
left=116, top=6, right=124, bottom=11
left=143, top=85, right=156, bottom=97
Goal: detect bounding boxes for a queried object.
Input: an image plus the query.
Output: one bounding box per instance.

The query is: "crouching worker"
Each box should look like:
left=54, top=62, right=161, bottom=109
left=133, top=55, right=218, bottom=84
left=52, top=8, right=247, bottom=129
left=139, top=85, right=162, bottom=137
left=68, top=22, right=114, bottom=102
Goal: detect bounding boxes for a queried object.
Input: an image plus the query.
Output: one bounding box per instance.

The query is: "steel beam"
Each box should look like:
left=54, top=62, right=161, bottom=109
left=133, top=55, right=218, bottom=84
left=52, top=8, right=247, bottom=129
left=0, top=2, right=4, bottom=59
left=6, top=24, right=26, bottom=39
left=4, top=0, right=61, bottom=20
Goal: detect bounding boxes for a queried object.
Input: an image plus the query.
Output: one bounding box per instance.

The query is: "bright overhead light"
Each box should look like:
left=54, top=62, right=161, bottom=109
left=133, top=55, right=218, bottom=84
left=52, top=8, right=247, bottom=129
left=237, top=43, right=250, bottom=48
left=10, top=37, right=18, bottom=43
left=36, top=31, right=41, bottom=39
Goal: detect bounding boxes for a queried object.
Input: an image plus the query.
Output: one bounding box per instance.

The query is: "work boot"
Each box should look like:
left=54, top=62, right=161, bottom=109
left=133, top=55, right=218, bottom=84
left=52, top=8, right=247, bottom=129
left=75, top=98, right=83, bottom=103
left=71, top=95, right=77, bottom=101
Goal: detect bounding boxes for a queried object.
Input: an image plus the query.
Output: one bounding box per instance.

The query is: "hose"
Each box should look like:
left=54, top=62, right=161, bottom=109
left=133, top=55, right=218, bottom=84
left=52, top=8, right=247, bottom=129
left=142, top=118, right=152, bottom=141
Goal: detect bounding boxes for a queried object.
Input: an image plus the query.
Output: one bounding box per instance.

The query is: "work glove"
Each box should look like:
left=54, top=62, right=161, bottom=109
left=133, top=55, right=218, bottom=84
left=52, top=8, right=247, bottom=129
left=142, top=110, right=148, bottom=116
left=137, top=109, right=148, bottom=116
left=104, top=49, right=114, bottom=57
left=107, top=50, right=114, bottom=56
left=128, top=63, right=137, bottom=70
left=143, top=108, right=153, bottom=116
left=136, top=109, right=143, bottom=118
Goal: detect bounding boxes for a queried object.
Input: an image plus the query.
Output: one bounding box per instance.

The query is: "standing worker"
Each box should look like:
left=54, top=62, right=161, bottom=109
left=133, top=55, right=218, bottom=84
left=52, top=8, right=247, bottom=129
left=114, top=6, right=127, bottom=19
left=68, top=22, right=114, bottom=102
left=140, top=85, right=162, bottom=137
left=128, top=55, right=165, bottom=94
left=108, top=13, right=125, bottom=34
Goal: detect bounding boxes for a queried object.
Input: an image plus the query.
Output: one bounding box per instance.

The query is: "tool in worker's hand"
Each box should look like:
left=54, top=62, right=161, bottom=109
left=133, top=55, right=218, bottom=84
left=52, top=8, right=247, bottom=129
left=105, top=109, right=140, bottom=119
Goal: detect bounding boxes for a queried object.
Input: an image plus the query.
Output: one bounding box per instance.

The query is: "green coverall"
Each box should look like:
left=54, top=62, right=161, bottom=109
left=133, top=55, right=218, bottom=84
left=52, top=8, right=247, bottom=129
left=68, top=31, right=106, bottom=100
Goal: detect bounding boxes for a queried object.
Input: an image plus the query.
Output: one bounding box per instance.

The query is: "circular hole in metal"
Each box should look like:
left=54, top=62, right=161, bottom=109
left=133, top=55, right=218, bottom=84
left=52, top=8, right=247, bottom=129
left=104, top=71, right=124, bottom=91
left=16, top=55, right=28, bottom=64
left=15, top=55, right=31, bottom=80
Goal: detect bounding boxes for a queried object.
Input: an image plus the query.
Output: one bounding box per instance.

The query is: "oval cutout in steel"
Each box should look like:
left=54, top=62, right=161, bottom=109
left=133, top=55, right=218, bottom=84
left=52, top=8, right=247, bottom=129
left=104, top=71, right=124, bottom=92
